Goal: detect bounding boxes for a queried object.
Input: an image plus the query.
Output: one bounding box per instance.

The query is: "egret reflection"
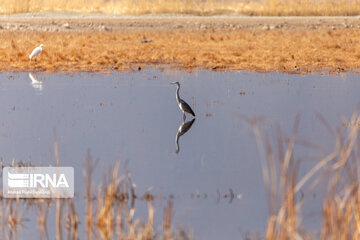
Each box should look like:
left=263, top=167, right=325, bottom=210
left=29, top=72, right=44, bottom=93
left=175, top=118, right=195, bottom=154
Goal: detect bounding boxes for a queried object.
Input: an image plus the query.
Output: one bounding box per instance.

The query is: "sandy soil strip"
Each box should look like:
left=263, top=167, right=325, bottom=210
left=1, top=16, right=360, bottom=73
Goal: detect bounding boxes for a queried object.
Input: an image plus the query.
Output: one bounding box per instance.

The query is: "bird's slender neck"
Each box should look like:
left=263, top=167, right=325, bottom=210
left=175, top=85, right=180, bottom=103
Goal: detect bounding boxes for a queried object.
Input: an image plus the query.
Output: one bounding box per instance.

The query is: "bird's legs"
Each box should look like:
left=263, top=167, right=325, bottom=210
left=183, top=113, right=186, bottom=121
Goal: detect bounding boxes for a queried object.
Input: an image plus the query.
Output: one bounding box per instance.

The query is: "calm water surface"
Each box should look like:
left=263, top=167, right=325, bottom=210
left=0, top=70, right=358, bottom=239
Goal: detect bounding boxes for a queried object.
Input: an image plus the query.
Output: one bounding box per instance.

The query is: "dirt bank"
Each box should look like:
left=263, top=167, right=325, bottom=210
left=1, top=15, right=360, bottom=73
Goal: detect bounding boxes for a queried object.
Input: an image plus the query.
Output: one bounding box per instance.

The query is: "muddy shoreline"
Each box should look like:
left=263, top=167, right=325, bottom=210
left=1, top=15, right=360, bottom=73
left=2, top=15, right=360, bottom=32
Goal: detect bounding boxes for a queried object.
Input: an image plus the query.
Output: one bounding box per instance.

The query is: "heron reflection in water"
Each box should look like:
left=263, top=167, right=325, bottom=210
left=175, top=118, right=195, bottom=154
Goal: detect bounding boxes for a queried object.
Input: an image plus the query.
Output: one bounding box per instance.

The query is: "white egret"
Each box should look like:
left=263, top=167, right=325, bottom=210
left=29, top=44, right=44, bottom=61
left=170, top=82, right=196, bottom=120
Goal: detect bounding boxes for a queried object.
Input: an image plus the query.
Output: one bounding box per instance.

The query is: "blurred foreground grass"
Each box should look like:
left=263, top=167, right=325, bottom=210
left=250, top=110, right=360, bottom=239
left=2, top=0, right=360, bottom=16
left=1, top=152, right=192, bottom=240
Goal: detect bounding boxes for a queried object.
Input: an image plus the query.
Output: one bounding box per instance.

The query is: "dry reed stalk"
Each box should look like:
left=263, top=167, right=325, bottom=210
left=145, top=197, right=155, bottom=239
left=128, top=201, right=137, bottom=239
left=7, top=198, right=23, bottom=240
left=56, top=199, right=63, bottom=240
left=127, top=172, right=137, bottom=239
left=83, top=150, right=95, bottom=239
left=52, top=131, right=63, bottom=240
left=116, top=201, right=124, bottom=239
left=163, top=200, right=173, bottom=240
left=65, top=200, right=79, bottom=240
left=37, top=199, right=48, bottom=240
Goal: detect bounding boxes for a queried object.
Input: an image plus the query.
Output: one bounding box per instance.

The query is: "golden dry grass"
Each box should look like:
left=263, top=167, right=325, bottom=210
left=2, top=29, right=360, bottom=73
left=2, top=0, right=360, bottom=16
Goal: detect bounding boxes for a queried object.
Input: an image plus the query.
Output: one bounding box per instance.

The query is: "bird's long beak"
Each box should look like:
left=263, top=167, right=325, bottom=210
left=169, top=82, right=176, bottom=85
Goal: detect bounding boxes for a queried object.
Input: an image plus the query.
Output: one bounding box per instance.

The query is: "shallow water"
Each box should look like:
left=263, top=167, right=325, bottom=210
left=0, top=70, right=359, bottom=239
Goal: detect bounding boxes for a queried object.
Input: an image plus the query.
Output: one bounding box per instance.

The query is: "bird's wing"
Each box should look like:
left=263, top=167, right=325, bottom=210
left=180, top=99, right=196, bottom=116
left=178, top=118, right=196, bottom=136
left=29, top=50, right=35, bottom=59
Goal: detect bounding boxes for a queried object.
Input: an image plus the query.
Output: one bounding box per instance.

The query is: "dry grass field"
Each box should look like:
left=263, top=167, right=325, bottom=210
left=2, top=27, right=360, bottom=73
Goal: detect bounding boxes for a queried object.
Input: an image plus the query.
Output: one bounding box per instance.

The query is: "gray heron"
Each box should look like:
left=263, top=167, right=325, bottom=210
left=170, top=82, right=195, bottom=120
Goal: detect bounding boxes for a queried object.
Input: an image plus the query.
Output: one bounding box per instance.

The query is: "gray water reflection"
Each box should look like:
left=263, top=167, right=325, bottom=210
left=175, top=118, right=196, bottom=154
left=0, top=70, right=359, bottom=239
left=29, top=72, right=44, bottom=93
